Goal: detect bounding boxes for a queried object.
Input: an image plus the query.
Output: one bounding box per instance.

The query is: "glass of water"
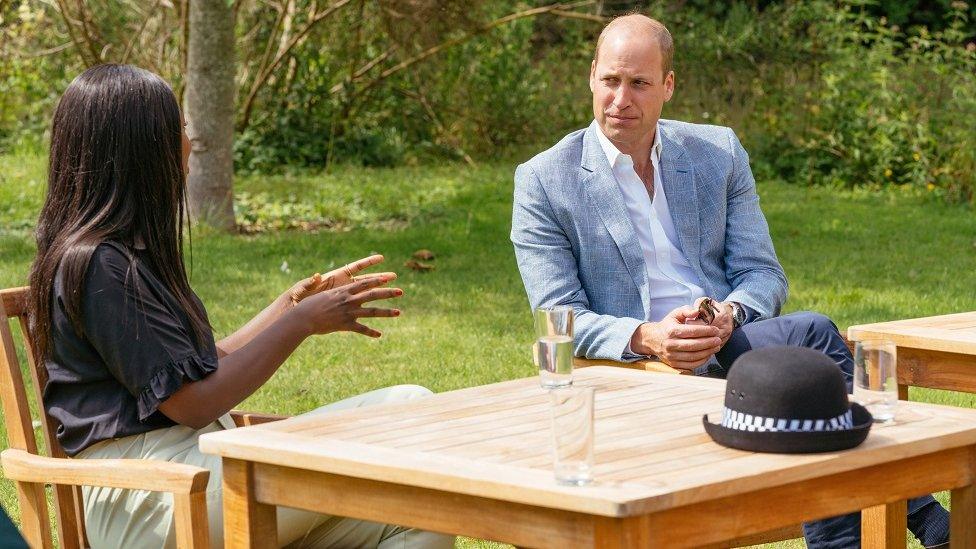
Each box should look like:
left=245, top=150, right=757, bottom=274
left=534, top=306, right=574, bottom=388
left=549, top=385, right=595, bottom=486
left=535, top=336, right=574, bottom=388
left=853, top=339, right=898, bottom=422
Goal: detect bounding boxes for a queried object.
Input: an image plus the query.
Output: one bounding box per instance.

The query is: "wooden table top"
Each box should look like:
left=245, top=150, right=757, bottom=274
left=199, top=367, right=976, bottom=519
left=848, top=311, right=976, bottom=355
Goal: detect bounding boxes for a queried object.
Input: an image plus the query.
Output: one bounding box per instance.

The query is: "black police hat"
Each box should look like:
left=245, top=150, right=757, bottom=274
left=703, top=346, right=873, bottom=453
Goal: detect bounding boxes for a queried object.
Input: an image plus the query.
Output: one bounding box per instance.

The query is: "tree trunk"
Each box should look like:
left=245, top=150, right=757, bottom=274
left=185, top=0, right=237, bottom=231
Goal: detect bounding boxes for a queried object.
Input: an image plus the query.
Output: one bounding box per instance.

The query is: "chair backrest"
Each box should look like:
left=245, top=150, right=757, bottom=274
left=0, top=286, right=87, bottom=549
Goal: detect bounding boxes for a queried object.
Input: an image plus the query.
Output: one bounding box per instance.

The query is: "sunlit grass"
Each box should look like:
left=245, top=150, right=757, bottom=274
left=1, top=154, right=973, bottom=547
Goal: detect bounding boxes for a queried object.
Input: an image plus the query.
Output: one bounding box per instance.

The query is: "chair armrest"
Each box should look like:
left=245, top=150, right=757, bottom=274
left=573, top=356, right=684, bottom=375
left=229, top=410, right=290, bottom=427
left=0, top=449, right=209, bottom=494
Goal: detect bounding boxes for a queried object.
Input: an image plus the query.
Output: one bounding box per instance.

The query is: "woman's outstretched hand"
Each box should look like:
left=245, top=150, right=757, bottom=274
left=291, top=272, right=402, bottom=338
left=284, top=254, right=393, bottom=307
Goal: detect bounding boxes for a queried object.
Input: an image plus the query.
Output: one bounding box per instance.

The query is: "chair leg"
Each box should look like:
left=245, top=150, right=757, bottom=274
left=15, top=481, right=54, bottom=549
left=174, top=490, right=210, bottom=549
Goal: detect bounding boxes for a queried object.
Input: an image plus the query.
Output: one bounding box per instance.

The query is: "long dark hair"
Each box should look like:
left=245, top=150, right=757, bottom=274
left=28, top=64, right=209, bottom=359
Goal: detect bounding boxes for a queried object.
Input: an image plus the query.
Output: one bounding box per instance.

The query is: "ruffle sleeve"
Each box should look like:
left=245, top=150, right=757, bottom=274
left=136, top=354, right=219, bottom=421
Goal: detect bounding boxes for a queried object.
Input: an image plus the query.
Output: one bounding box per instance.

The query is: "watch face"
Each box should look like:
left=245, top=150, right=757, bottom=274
left=731, top=303, right=745, bottom=325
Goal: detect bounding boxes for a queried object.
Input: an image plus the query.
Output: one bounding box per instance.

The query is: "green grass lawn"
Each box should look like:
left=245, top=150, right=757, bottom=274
left=2, top=152, right=975, bottom=547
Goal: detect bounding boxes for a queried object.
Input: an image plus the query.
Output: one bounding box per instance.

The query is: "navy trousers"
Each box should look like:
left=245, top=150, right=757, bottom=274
left=698, top=311, right=950, bottom=549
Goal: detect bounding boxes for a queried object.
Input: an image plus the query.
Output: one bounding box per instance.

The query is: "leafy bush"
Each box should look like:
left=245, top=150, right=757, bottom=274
left=659, top=0, right=976, bottom=202
left=2, top=0, right=974, bottom=201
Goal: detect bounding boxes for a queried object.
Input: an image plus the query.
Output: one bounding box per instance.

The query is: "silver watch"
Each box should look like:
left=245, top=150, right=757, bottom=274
left=729, top=302, right=746, bottom=328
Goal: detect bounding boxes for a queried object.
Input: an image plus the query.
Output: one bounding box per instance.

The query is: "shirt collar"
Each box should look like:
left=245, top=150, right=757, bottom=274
left=591, top=119, right=663, bottom=168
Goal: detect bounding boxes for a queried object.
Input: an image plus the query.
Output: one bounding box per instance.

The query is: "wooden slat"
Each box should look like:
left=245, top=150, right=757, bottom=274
left=377, top=387, right=712, bottom=453
left=0, top=291, right=53, bottom=548
left=17, top=314, right=86, bottom=549
left=574, top=356, right=683, bottom=375
left=13, top=480, right=54, bottom=549
left=0, top=300, right=39, bottom=454
left=253, top=462, right=600, bottom=548
left=896, top=347, right=976, bottom=393
left=848, top=311, right=976, bottom=355
left=296, top=378, right=645, bottom=440
left=640, top=447, right=972, bottom=548
left=229, top=410, right=289, bottom=427
left=725, top=524, right=803, bottom=547
left=242, top=447, right=969, bottom=549
left=0, top=287, right=28, bottom=317
left=1, top=449, right=210, bottom=494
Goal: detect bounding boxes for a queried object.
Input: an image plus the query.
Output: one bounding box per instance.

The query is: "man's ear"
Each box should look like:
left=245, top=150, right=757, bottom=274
left=589, top=60, right=597, bottom=93
left=664, top=70, right=675, bottom=102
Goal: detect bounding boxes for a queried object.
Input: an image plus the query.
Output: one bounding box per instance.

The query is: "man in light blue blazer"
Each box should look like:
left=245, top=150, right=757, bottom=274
left=511, top=13, right=949, bottom=549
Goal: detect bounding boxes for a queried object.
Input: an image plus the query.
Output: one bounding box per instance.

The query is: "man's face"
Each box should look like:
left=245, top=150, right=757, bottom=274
left=590, top=32, right=674, bottom=149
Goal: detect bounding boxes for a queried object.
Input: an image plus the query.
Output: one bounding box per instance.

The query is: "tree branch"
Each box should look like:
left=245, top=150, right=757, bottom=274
left=52, top=0, right=98, bottom=66
left=327, top=47, right=394, bottom=95
left=73, top=0, right=105, bottom=63
left=122, top=0, right=162, bottom=63
left=238, top=0, right=354, bottom=131
left=349, top=1, right=596, bottom=101
left=549, top=8, right=607, bottom=23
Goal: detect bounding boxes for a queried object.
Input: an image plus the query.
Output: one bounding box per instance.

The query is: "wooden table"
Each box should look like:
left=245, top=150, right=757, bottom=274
left=199, top=367, right=976, bottom=548
left=849, top=311, right=976, bottom=398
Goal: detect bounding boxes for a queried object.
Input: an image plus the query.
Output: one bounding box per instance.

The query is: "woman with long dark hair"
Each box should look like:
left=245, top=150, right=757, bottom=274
left=28, top=64, right=453, bottom=549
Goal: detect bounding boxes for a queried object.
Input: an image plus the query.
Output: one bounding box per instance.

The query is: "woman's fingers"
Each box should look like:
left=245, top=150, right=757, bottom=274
left=311, top=255, right=388, bottom=292
left=349, top=287, right=403, bottom=305
left=351, top=271, right=396, bottom=282
left=347, top=274, right=397, bottom=294
left=350, top=322, right=382, bottom=338
left=341, top=254, right=385, bottom=277
left=354, top=307, right=400, bottom=318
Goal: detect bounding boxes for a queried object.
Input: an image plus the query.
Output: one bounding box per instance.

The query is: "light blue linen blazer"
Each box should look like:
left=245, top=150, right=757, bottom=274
left=511, top=120, right=788, bottom=361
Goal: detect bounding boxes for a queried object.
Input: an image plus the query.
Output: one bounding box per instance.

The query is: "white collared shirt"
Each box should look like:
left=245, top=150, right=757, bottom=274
left=592, top=120, right=706, bottom=322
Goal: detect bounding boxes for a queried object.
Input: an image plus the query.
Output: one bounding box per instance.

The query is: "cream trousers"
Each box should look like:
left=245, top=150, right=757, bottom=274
left=78, top=385, right=456, bottom=549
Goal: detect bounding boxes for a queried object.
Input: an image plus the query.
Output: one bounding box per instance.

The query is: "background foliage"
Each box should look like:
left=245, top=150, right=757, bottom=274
left=1, top=0, right=974, bottom=201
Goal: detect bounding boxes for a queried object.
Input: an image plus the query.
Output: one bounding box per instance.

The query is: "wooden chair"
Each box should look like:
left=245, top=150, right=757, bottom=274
left=0, top=286, right=285, bottom=548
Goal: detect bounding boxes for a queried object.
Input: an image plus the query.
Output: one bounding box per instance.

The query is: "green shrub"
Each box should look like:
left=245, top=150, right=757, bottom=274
left=660, top=0, right=976, bottom=202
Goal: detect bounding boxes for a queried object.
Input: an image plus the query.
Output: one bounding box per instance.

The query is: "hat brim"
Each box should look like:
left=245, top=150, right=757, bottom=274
left=702, top=403, right=873, bottom=454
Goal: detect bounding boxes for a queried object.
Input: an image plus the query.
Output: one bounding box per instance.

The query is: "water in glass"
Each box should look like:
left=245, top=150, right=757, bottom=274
left=537, top=335, right=573, bottom=388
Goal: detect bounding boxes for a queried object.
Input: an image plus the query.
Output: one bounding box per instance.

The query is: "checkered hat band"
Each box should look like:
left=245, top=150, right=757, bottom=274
left=720, top=408, right=854, bottom=433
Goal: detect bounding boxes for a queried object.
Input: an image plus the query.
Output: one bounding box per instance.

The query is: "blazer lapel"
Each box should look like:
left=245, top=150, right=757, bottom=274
left=659, top=127, right=701, bottom=274
left=580, top=125, right=650, bottom=316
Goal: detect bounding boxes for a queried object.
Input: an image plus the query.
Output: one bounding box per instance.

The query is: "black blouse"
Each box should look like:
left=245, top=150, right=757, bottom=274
left=43, top=242, right=219, bottom=456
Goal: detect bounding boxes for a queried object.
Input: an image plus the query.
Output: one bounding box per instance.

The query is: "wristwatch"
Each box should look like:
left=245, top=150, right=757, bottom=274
left=728, top=302, right=746, bottom=329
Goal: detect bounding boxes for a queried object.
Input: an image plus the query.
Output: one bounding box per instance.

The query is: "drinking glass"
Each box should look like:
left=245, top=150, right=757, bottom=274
left=534, top=306, right=574, bottom=388
left=535, top=306, right=574, bottom=339
left=853, top=339, right=898, bottom=422
left=549, top=385, right=594, bottom=486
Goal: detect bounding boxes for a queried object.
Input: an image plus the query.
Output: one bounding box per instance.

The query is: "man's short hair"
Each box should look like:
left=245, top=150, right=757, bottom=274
left=594, top=13, right=674, bottom=79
